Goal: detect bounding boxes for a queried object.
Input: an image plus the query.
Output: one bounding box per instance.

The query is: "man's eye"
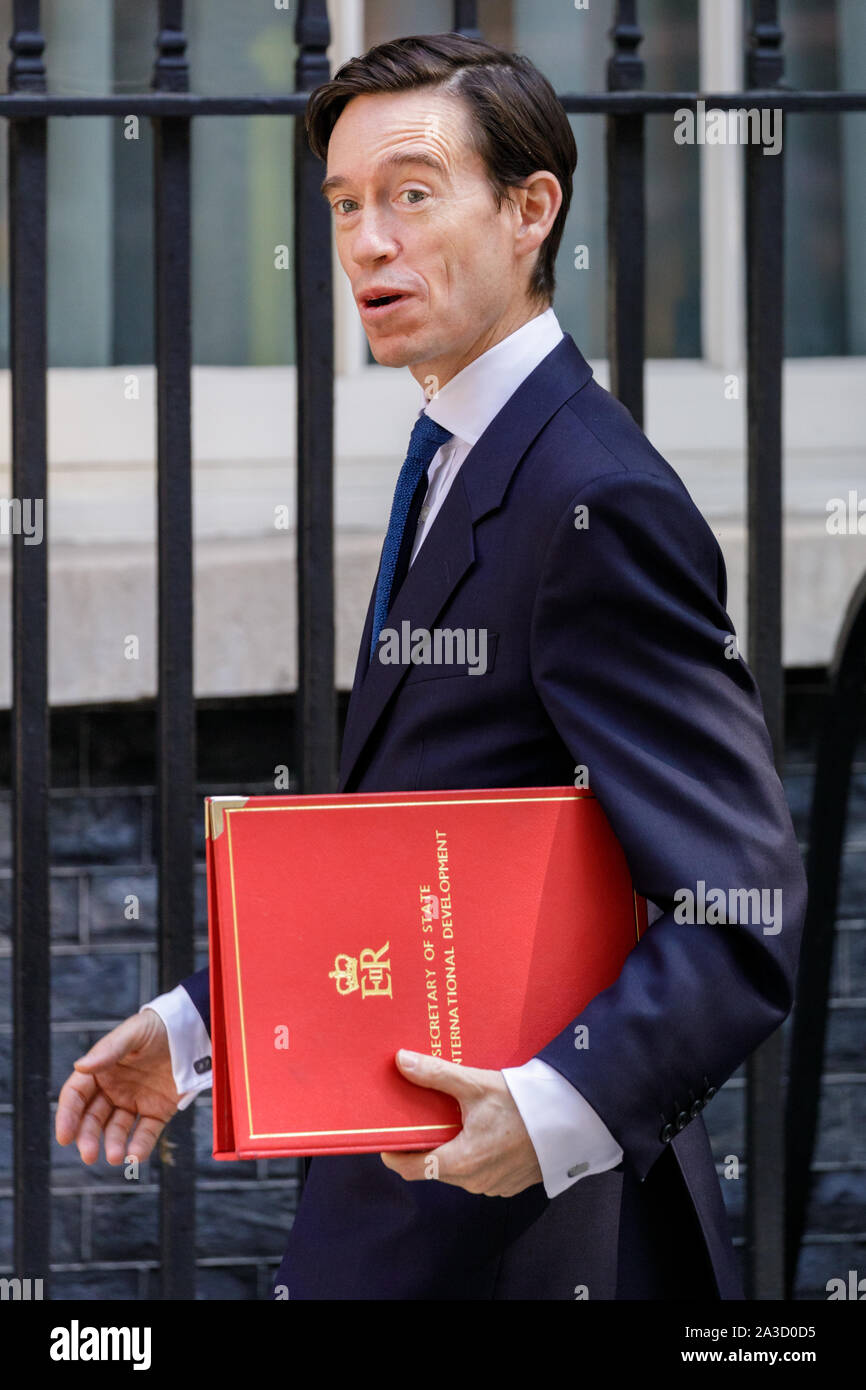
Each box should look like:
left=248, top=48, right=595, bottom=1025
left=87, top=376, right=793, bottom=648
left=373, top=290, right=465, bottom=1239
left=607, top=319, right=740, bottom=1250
left=398, top=189, right=428, bottom=205
left=334, top=199, right=358, bottom=215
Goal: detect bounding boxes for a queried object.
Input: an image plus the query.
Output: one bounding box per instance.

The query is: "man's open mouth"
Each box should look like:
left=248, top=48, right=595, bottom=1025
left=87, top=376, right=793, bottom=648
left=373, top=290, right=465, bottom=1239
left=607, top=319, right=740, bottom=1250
left=364, top=293, right=407, bottom=308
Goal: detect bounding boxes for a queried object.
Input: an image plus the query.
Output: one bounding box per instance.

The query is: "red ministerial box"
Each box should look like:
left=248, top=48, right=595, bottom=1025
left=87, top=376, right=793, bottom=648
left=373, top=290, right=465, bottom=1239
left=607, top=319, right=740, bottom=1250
left=205, top=786, right=647, bottom=1160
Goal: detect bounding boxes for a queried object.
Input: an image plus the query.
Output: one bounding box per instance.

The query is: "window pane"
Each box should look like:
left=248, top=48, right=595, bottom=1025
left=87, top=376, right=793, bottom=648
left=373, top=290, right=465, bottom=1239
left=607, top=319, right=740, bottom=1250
left=780, top=0, right=846, bottom=355
left=838, top=0, right=866, bottom=352
left=779, top=0, right=866, bottom=355
left=187, top=0, right=296, bottom=366
left=0, top=0, right=298, bottom=367
left=0, top=0, right=117, bottom=368
left=513, top=0, right=700, bottom=357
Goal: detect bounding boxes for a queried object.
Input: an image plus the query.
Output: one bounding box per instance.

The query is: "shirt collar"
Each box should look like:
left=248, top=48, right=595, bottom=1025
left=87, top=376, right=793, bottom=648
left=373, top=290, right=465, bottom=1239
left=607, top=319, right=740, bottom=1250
left=417, top=306, right=565, bottom=448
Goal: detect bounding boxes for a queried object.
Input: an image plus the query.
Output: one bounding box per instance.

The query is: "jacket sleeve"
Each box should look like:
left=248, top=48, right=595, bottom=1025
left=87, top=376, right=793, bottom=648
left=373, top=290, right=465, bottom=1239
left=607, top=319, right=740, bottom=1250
left=179, top=964, right=210, bottom=1034
left=529, top=468, right=806, bottom=1181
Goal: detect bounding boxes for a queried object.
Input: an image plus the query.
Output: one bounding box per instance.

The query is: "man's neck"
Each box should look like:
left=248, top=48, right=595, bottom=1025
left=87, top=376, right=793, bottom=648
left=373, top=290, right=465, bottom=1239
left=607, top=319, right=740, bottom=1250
left=409, top=300, right=551, bottom=394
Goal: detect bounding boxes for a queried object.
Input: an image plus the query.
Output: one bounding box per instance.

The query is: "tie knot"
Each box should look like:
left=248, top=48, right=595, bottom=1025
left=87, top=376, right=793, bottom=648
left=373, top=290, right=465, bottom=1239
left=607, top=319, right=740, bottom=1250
left=407, top=412, right=453, bottom=469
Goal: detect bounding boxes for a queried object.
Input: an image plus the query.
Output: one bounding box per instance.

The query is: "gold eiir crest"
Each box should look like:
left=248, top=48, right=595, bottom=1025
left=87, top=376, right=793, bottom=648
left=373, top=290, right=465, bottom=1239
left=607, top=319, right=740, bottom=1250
left=329, top=942, right=393, bottom=998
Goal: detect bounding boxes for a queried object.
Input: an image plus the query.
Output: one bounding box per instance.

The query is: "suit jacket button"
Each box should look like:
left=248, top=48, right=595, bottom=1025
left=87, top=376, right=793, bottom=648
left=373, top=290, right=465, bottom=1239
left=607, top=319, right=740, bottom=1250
left=704, top=1085, right=717, bottom=1101
left=675, top=1111, right=689, bottom=1132
left=660, top=1122, right=675, bottom=1144
left=690, top=1098, right=704, bottom=1118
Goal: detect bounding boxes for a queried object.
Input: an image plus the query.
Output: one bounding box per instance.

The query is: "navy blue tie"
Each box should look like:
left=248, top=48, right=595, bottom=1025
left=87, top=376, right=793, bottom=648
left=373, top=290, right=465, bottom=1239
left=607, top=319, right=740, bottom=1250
left=369, top=412, right=453, bottom=662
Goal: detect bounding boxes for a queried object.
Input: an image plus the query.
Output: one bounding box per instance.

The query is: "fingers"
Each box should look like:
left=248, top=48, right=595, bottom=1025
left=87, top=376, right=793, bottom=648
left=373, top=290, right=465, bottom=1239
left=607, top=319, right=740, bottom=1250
left=57, top=1082, right=166, bottom=1166
left=58, top=1086, right=165, bottom=1167
left=55, top=1011, right=173, bottom=1168
left=394, top=1049, right=485, bottom=1101
left=382, top=1132, right=466, bottom=1184
left=126, top=1115, right=167, bottom=1164
left=75, top=1091, right=114, bottom=1165
left=103, top=1107, right=138, bottom=1166
left=380, top=1148, right=440, bottom=1182
left=56, top=1015, right=139, bottom=1146
left=55, top=1067, right=98, bottom=1145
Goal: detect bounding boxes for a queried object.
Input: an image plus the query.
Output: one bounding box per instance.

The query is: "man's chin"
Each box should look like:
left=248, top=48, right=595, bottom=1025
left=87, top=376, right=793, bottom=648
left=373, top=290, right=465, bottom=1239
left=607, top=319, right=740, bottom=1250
left=365, top=335, right=426, bottom=369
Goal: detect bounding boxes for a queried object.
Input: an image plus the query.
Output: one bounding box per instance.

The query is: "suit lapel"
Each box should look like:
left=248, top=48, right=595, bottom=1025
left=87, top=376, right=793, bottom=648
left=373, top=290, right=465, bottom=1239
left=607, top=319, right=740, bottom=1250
left=337, top=333, right=593, bottom=791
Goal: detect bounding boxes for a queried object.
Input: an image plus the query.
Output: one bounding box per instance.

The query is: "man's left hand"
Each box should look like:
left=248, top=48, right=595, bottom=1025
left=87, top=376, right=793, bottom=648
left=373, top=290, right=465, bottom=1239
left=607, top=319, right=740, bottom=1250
left=380, top=1049, right=543, bottom=1197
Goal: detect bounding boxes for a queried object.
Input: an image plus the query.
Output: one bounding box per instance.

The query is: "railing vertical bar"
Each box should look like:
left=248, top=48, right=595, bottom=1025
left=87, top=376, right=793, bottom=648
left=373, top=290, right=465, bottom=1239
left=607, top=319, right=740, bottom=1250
left=295, top=0, right=335, bottom=798
left=8, top=0, right=50, bottom=1292
left=606, top=0, right=646, bottom=428
left=152, top=0, right=196, bottom=1300
left=452, top=1, right=481, bottom=39
left=744, top=0, right=786, bottom=1301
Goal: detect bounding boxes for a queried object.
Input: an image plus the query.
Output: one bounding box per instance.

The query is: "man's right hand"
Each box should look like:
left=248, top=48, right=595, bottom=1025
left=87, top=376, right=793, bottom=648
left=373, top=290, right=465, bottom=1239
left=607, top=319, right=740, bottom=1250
left=55, top=1008, right=181, bottom=1166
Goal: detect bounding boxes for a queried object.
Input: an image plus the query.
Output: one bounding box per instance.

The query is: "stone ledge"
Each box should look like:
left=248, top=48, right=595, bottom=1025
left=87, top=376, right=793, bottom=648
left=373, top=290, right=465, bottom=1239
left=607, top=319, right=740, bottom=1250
left=0, top=519, right=861, bottom=706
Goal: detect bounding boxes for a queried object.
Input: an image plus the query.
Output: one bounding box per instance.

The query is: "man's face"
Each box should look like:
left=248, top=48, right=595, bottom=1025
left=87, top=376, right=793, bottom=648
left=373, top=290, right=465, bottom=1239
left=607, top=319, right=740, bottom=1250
left=322, top=87, right=546, bottom=391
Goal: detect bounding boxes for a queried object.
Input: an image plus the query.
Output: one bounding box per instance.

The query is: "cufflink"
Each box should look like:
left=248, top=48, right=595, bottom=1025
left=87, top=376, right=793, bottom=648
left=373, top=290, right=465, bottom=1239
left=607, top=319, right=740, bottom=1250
left=567, top=1161, right=589, bottom=1178
left=193, top=1056, right=212, bottom=1075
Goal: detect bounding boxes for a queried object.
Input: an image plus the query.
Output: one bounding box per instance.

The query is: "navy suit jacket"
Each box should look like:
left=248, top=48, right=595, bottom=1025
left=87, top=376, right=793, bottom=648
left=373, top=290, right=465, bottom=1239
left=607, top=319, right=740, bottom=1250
left=184, top=333, right=806, bottom=1299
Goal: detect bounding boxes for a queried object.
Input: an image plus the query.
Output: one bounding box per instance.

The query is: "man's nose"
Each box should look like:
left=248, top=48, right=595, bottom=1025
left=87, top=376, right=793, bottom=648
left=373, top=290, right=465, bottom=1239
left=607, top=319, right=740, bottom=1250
left=349, top=206, right=400, bottom=264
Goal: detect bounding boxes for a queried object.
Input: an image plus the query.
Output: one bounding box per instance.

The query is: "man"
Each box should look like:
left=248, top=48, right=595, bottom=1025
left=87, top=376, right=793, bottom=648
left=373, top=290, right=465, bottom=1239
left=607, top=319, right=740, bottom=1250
left=56, top=33, right=806, bottom=1300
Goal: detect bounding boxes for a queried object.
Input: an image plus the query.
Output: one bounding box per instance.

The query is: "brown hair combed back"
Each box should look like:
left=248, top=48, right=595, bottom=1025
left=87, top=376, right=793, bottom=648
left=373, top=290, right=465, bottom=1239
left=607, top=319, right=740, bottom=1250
left=305, top=32, right=577, bottom=307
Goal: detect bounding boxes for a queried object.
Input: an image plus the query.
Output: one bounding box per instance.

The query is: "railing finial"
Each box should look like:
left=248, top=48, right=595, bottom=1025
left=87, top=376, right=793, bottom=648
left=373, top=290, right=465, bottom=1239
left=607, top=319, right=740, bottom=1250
left=152, top=0, right=189, bottom=94
left=607, top=0, right=644, bottom=93
left=748, top=0, right=785, bottom=89
left=8, top=0, right=45, bottom=93
left=295, top=0, right=331, bottom=93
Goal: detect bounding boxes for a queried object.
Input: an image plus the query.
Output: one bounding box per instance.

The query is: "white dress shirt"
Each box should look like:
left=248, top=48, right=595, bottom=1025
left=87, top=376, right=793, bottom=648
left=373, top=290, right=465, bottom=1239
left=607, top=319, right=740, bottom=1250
left=144, top=305, right=628, bottom=1198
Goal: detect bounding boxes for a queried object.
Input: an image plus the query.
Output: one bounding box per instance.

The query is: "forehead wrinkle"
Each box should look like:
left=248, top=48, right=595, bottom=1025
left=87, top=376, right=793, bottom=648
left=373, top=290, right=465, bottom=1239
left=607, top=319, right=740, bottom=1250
left=322, top=94, right=478, bottom=197
left=383, top=104, right=471, bottom=171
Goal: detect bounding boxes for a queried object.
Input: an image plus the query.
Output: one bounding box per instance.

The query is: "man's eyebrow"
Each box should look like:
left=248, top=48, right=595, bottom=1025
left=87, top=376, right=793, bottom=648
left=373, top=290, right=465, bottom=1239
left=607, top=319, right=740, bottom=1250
left=320, top=149, right=449, bottom=198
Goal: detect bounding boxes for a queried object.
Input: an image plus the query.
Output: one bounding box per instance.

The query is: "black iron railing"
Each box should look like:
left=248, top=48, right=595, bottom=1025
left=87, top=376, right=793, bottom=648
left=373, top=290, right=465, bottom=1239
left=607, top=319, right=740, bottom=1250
left=6, top=0, right=865, bottom=1301
left=151, top=0, right=196, bottom=1302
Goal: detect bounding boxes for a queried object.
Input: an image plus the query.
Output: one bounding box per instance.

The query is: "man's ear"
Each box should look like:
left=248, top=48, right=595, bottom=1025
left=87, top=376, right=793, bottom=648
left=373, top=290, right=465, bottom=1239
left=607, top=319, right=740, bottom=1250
left=510, top=171, right=561, bottom=277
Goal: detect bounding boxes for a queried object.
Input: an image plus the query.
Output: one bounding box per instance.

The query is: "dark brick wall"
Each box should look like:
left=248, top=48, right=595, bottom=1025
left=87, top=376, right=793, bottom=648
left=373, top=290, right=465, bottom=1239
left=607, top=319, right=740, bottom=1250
left=0, top=676, right=862, bottom=1299
left=0, top=695, right=330, bottom=1300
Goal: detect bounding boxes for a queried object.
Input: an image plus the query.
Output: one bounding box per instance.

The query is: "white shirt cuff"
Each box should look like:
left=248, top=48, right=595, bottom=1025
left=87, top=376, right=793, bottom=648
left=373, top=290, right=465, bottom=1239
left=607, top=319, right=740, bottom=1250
left=501, top=1057, right=623, bottom=1198
left=142, top=985, right=213, bottom=1111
